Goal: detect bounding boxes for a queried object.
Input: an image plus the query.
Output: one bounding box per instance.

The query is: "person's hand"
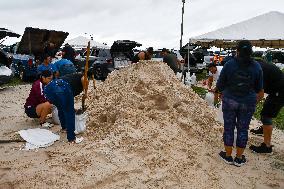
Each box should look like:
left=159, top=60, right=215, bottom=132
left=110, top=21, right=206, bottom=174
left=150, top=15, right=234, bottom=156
left=208, top=88, right=214, bottom=92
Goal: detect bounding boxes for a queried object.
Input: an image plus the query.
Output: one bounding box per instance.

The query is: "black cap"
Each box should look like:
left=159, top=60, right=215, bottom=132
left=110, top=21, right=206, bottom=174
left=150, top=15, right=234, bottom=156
left=41, top=70, right=52, bottom=78
left=236, top=40, right=253, bottom=56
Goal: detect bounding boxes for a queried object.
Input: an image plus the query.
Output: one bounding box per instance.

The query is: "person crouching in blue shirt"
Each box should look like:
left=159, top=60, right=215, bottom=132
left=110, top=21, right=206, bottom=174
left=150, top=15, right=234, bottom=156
left=44, top=75, right=78, bottom=143
left=216, top=40, right=263, bottom=167
left=53, top=58, right=76, bottom=77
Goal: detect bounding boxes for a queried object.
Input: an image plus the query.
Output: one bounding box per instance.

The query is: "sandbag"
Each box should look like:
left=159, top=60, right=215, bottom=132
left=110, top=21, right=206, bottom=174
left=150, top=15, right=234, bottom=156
left=216, top=103, right=224, bottom=124
left=52, top=105, right=87, bottom=134
left=75, top=112, right=87, bottom=134
left=205, top=92, right=214, bottom=107
left=52, top=106, right=60, bottom=125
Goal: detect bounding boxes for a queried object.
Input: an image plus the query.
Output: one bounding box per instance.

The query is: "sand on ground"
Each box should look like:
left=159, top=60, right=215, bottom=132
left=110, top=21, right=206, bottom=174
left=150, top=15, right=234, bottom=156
left=0, top=61, right=283, bottom=189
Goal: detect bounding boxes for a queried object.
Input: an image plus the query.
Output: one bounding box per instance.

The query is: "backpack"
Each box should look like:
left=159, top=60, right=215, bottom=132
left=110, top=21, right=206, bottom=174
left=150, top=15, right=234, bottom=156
left=228, top=61, right=254, bottom=96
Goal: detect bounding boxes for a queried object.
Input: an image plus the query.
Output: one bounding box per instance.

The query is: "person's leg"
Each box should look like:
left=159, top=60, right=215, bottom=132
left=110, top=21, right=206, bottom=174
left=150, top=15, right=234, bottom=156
left=63, top=87, right=75, bottom=142
left=250, top=95, right=283, bottom=153
left=57, top=108, right=66, bottom=130
left=263, top=124, right=273, bottom=147
left=36, top=102, right=52, bottom=124
left=56, top=81, right=75, bottom=141
left=235, top=103, right=255, bottom=158
left=222, top=97, right=237, bottom=157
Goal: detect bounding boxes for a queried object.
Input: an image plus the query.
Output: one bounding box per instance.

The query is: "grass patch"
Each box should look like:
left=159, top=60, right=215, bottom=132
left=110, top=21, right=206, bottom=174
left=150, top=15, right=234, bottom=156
left=191, top=85, right=207, bottom=99
left=3, top=77, right=23, bottom=87
left=196, top=69, right=208, bottom=81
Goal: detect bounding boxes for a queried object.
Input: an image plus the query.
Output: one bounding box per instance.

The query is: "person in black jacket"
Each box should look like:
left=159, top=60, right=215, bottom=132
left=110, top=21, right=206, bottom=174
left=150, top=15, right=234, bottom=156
left=250, top=59, right=284, bottom=153
left=61, top=43, right=76, bottom=63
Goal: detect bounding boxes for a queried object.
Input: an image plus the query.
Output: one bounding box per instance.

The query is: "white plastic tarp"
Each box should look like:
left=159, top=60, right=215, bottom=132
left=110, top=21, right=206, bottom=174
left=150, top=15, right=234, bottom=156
left=18, top=128, right=60, bottom=150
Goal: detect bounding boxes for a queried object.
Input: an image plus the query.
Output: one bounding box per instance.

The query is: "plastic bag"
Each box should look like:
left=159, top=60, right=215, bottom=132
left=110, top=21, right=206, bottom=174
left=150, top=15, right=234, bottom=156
left=176, top=72, right=182, bottom=81
left=191, top=73, right=196, bottom=85
left=52, top=106, right=60, bottom=125
left=217, top=103, right=224, bottom=124
left=75, top=112, right=87, bottom=134
left=205, top=92, right=214, bottom=107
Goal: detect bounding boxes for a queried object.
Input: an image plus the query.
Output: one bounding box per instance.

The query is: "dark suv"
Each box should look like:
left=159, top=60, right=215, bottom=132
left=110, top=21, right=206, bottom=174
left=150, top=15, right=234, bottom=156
left=76, top=47, right=113, bottom=80
left=77, top=40, right=142, bottom=81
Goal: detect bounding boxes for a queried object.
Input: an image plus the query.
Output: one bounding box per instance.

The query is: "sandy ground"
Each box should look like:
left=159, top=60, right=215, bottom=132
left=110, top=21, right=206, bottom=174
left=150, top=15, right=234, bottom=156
left=0, top=61, right=284, bottom=189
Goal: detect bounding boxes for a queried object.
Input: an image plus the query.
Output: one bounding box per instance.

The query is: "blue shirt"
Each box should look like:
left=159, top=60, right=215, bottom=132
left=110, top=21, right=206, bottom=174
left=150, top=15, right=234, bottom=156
left=216, top=58, right=263, bottom=104
left=37, top=63, right=57, bottom=74
left=53, top=59, right=74, bottom=71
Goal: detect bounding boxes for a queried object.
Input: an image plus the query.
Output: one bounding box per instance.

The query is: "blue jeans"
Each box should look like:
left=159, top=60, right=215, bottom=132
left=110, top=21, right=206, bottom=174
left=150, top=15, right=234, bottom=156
left=59, top=64, right=76, bottom=76
left=222, top=97, right=256, bottom=148
left=44, top=79, right=75, bottom=141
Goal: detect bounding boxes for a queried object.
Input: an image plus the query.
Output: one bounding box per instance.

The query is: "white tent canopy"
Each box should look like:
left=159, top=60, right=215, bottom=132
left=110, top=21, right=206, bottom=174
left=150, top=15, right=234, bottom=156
left=64, top=36, right=109, bottom=49
left=193, top=11, right=284, bottom=41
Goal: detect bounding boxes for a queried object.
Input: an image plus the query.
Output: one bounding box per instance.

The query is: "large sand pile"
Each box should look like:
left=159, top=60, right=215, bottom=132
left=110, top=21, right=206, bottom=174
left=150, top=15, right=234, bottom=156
left=85, top=61, right=223, bottom=188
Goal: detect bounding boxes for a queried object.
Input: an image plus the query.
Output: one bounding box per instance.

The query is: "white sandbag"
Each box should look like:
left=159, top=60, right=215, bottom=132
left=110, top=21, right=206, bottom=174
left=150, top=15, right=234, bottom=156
left=216, top=103, right=224, bottom=124
left=176, top=72, right=182, bottom=80
left=75, top=112, right=87, bottom=134
left=205, top=92, right=214, bottom=107
left=0, top=66, right=12, bottom=76
left=191, top=73, right=197, bottom=85
left=52, top=106, right=60, bottom=125
left=18, top=128, right=60, bottom=150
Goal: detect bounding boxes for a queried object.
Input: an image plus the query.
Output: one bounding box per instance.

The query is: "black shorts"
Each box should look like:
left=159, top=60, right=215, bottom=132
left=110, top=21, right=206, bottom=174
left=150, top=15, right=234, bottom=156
left=261, top=94, right=284, bottom=118
left=25, top=106, right=40, bottom=118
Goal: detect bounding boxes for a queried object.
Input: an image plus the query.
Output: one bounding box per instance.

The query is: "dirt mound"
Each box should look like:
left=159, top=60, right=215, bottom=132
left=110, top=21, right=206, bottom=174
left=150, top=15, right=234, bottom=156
left=85, top=61, right=224, bottom=188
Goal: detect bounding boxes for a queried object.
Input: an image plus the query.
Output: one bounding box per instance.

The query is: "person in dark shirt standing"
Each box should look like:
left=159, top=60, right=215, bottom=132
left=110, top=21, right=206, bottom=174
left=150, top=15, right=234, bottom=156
left=161, top=48, right=178, bottom=74
left=250, top=59, right=284, bottom=153
left=216, top=40, right=263, bottom=166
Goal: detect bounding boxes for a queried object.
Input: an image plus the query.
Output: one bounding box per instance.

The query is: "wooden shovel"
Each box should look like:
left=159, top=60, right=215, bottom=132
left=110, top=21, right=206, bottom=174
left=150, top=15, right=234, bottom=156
left=82, top=41, right=90, bottom=111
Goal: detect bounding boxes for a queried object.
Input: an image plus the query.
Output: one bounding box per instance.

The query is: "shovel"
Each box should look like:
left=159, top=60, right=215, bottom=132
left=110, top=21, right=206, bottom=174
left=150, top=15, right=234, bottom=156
left=82, top=41, right=90, bottom=112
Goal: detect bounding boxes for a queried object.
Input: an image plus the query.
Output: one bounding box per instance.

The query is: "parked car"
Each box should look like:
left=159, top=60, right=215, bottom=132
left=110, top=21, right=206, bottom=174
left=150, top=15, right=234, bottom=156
left=10, top=27, right=69, bottom=81
left=0, top=49, right=13, bottom=85
left=77, top=40, right=144, bottom=81
left=75, top=47, right=113, bottom=80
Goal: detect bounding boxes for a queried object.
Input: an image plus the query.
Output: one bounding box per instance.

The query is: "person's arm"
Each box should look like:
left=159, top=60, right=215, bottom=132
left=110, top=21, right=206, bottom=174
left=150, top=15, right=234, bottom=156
left=216, top=64, right=227, bottom=93
left=208, top=76, right=213, bottom=90
left=255, top=65, right=264, bottom=102
left=257, top=89, right=264, bottom=102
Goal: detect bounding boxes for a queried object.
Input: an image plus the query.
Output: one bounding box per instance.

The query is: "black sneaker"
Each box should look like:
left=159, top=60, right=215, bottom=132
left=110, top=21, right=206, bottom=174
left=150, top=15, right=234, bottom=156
left=250, top=126, right=263, bottom=136
left=249, top=143, right=272, bottom=153
left=219, top=151, right=234, bottom=165
left=234, top=155, right=247, bottom=167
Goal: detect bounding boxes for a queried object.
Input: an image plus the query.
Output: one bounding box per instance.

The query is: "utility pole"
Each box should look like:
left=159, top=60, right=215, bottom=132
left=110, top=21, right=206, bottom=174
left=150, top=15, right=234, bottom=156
left=180, top=0, right=185, bottom=50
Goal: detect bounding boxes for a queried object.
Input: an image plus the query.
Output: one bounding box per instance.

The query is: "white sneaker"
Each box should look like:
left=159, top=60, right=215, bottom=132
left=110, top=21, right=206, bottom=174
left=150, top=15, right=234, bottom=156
left=41, top=122, right=54, bottom=128
left=75, top=137, right=84, bottom=143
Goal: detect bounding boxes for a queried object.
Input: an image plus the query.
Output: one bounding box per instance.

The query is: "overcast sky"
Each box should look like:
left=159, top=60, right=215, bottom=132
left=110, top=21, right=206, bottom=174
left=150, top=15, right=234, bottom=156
left=1, top=0, right=284, bottom=49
